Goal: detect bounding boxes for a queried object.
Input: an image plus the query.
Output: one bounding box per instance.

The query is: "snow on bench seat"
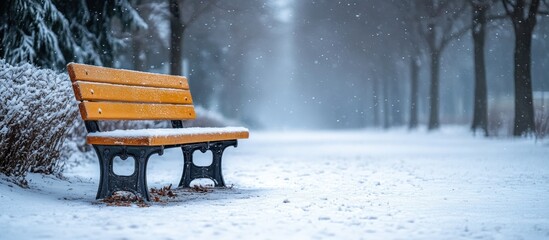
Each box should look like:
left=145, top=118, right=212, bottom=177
left=87, top=127, right=249, bottom=146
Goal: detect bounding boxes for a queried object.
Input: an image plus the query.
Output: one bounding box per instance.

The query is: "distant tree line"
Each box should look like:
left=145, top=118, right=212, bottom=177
left=291, top=0, right=548, bottom=136
left=396, top=0, right=548, bottom=136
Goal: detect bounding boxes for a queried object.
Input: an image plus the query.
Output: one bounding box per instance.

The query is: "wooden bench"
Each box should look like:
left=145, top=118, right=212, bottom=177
left=67, top=63, right=249, bottom=201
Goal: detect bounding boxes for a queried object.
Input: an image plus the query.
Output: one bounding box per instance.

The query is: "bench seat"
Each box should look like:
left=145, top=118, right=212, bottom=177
left=87, top=127, right=249, bottom=146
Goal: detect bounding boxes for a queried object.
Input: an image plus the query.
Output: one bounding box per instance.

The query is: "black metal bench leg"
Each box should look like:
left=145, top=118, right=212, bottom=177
left=210, top=141, right=238, bottom=186
left=94, top=145, right=109, bottom=200
left=178, top=140, right=237, bottom=188
left=178, top=144, right=197, bottom=188
left=94, top=145, right=163, bottom=201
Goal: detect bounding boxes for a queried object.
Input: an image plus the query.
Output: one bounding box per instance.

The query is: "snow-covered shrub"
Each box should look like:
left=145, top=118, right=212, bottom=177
left=0, top=60, right=78, bottom=185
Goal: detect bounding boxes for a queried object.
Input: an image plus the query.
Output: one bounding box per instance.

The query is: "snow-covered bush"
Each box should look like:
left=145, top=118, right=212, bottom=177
left=0, top=60, right=78, bottom=185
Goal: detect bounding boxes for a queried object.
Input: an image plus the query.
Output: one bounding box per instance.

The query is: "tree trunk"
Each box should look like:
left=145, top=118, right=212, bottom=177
left=372, top=78, right=380, bottom=127
left=512, top=25, right=536, bottom=136
left=428, top=51, right=440, bottom=130
left=471, top=4, right=488, bottom=136
left=132, top=38, right=145, bottom=71
left=409, top=56, right=419, bottom=129
left=426, top=22, right=441, bottom=131
left=391, top=78, right=404, bottom=126
left=169, top=0, right=183, bottom=76
left=383, top=77, right=390, bottom=129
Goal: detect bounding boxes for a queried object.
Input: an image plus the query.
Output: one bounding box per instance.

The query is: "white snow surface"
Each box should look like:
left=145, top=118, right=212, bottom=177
left=1, top=127, right=549, bottom=239
left=87, top=127, right=249, bottom=138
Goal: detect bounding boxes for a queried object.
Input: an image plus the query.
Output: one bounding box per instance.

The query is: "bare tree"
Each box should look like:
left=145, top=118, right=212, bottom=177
left=169, top=0, right=218, bottom=76
left=409, top=54, right=421, bottom=129
left=501, top=0, right=549, bottom=136
left=395, top=1, right=470, bottom=130
left=469, top=0, right=498, bottom=136
left=382, top=74, right=391, bottom=129
left=394, top=1, right=426, bottom=129
left=130, top=0, right=171, bottom=71
left=422, top=1, right=470, bottom=130
left=372, top=76, right=381, bottom=127
left=216, top=1, right=271, bottom=119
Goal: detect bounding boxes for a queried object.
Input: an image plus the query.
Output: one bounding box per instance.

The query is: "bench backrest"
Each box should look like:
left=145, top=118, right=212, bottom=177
left=67, top=63, right=196, bottom=121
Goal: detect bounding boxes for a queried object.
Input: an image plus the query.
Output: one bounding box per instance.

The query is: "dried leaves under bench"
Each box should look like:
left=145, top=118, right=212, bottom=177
left=150, top=184, right=177, bottom=203
left=99, top=184, right=230, bottom=207
left=101, top=192, right=148, bottom=208
left=100, top=184, right=177, bottom=207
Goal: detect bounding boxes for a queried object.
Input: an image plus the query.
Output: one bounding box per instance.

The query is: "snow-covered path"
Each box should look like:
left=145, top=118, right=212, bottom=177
left=1, top=128, right=549, bottom=239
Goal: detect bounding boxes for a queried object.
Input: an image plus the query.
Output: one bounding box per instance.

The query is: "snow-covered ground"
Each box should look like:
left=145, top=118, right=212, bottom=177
left=1, top=127, right=549, bottom=239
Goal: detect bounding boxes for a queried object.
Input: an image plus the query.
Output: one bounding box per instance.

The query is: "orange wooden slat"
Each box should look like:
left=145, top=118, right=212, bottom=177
left=78, top=102, right=196, bottom=120
left=67, top=63, right=189, bottom=90
left=73, top=81, right=193, bottom=104
left=87, top=130, right=250, bottom=146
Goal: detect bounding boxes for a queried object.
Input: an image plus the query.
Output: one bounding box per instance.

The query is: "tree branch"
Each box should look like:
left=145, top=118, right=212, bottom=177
left=181, top=0, right=219, bottom=27
left=440, top=24, right=472, bottom=50
left=501, top=0, right=519, bottom=29
left=528, top=0, right=541, bottom=22
left=516, top=0, right=526, bottom=16
left=450, top=0, right=469, bottom=20
left=486, top=14, right=508, bottom=20
left=501, top=0, right=515, bottom=18
left=436, top=1, right=469, bottom=50
left=434, top=0, right=452, bottom=17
